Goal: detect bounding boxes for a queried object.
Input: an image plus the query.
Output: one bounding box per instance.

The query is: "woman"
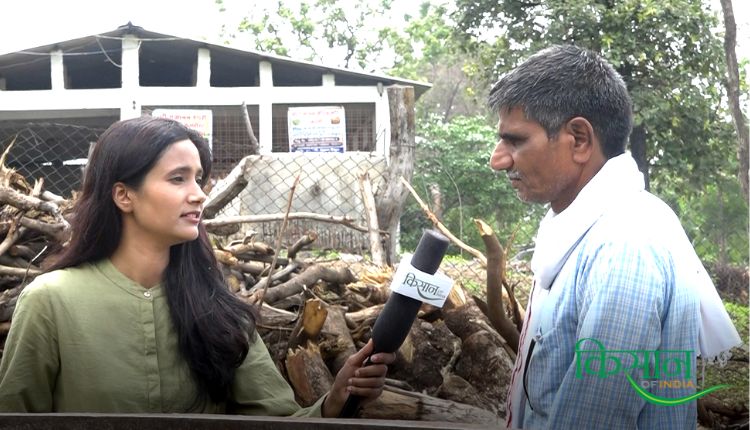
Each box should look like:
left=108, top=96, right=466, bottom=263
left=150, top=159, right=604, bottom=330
left=0, top=116, right=393, bottom=416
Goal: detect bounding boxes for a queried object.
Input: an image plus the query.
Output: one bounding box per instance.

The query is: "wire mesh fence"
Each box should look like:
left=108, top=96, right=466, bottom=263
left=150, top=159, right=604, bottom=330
left=0, top=117, right=116, bottom=197
left=0, top=108, right=385, bottom=254
left=141, top=105, right=259, bottom=178
left=212, top=152, right=387, bottom=253
left=0, top=114, right=493, bottom=288
left=1, top=112, right=744, bottom=296
left=271, top=103, right=376, bottom=153
left=397, top=184, right=542, bottom=293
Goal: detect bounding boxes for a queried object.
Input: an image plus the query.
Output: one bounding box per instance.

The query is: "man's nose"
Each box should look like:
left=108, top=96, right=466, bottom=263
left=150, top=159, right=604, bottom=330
left=490, top=141, right=513, bottom=171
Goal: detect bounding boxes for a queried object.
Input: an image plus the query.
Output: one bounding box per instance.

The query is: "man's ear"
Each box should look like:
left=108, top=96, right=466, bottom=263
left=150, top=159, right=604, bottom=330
left=112, top=182, right=134, bottom=213
left=565, top=117, right=598, bottom=164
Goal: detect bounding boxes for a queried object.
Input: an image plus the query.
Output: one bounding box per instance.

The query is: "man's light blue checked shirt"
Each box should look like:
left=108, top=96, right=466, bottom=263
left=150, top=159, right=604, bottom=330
left=521, top=194, right=700, bottom=430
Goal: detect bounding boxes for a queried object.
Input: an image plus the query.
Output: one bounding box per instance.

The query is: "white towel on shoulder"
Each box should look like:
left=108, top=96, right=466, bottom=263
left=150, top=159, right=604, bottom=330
left=529, top=152, right=741, bottom=360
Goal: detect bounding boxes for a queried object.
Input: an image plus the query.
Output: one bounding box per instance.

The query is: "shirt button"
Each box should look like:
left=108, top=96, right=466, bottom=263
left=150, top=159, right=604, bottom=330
left=143, top=291, right=151, bottom=298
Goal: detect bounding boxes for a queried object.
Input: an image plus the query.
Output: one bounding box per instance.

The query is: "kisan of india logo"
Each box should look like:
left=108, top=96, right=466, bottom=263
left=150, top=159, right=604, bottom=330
left=574, top=338, right=729, bottom=406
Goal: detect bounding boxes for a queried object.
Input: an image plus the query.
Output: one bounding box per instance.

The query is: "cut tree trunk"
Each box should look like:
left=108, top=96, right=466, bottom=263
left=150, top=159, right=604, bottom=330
left=389, top=320, right=460, bottom=393
left=0, top=284, right=23, bottom=322
left=288, top=299, right=328, bottom=351
left=376, top=85, right=416, bottom=264
left=359, top=172, right=386, bottom=267
left=255, top=265, right=356, bottom=304
left=360, top=385, right=502, bottom=425
left=453, top=329, right=514, bottom=416
left=443, top=302, right=515, bottom=416
left=443, top=301, right=516, bottom=362
left=345, top=304, right=384, bottom=328
left=475, top=219, right=519, bottom=354
left=320, top=305, right=357, bottom=374
left=284, top=343, right=333, bottom=407
left=257, top=303, right=297, bottom=327
left=437, top=373, right=497, bottom=416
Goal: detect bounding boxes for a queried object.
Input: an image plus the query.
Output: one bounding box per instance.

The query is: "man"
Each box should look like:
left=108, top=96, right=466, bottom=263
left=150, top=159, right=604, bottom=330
left=489, top=45, right=741, bottom=429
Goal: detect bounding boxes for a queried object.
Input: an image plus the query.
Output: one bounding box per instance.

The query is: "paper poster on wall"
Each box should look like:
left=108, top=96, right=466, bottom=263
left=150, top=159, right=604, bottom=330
left=288, top=106, right=346, bottom=153
left=152, top=109, right=213, bottom=149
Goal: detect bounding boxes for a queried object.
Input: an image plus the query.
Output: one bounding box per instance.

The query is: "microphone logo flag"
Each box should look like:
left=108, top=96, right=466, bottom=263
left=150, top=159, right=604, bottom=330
left=391, top=254, right=454, bottom=307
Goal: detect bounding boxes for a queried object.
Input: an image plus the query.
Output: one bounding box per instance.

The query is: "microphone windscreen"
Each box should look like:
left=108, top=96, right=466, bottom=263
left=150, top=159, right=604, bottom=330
left=370, top=230, right=449, bottom=354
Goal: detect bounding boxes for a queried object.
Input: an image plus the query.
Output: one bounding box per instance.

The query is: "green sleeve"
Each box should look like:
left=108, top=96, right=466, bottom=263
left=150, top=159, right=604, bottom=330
left=229, top=333, right=325, bottom=417
left=0, top=282, right=60, bottom=412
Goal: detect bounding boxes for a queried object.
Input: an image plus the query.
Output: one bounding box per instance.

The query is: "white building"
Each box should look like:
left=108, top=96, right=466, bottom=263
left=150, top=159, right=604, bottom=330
left=0, top=23, right=430, bottom=253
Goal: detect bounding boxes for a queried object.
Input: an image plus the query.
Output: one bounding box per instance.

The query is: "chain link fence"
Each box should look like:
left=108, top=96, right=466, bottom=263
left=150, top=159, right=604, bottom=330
left=0, top=116, right=117, bottom=197
left=0, top=114, right=481, bottom=285
left=0, top=105, right=387, bottom=255
left=213, top=152, right=387, bottom=253
left=398, top=180, right=542, bottom=296
left=0, top=111, right=600, bottom=301
left=2, top=111, right=743, bottom=298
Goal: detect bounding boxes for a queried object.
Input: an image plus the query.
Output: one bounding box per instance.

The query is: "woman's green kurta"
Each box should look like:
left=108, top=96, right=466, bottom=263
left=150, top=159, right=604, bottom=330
left=0, top=259, right=323, bottom=415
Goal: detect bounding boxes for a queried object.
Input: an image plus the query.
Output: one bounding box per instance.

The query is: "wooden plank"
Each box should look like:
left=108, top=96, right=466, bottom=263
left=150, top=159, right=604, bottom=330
left=0, top=414, right=505, bottom=430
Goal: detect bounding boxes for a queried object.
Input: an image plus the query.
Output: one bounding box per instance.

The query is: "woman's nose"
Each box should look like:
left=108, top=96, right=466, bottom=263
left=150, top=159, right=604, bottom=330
left=490, top=141, right=513, bottom=171
left=190, top=183, right=207, bottom=204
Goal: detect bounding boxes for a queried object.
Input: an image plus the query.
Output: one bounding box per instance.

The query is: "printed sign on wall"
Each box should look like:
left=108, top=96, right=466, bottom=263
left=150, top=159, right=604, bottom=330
left=152, top=109, right=213, bottom=149
left=288, top=106, right=346, bottom=153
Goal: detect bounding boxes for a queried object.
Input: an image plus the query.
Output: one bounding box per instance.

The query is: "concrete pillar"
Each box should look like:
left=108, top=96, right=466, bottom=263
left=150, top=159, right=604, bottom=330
left=51, top=49, right=65, bottom=90
left=322, top=73, right=335, bottom=87
left=258, top=61, right=273, bottom=154
left=196, top=48, right=211, bottom=88
left=120, top=35, right=141, bottom=120
left=375, top=83, right=390, bottom=159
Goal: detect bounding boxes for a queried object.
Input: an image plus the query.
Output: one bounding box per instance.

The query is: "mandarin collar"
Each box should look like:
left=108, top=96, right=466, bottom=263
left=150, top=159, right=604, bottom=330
left=95, top=258, right=165, bottom=299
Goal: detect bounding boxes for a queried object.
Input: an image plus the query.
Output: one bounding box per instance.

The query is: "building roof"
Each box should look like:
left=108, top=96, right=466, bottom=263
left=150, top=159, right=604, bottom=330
left=0, top=23, right=431, bottom=97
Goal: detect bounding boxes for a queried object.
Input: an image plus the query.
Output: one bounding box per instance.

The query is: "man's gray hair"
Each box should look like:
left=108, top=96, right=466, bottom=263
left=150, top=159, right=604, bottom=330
left=488, top=45, right=633, bottom=158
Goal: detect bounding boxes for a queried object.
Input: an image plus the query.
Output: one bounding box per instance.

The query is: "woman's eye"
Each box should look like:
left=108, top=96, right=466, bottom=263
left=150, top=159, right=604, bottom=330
left=170, top=176, right=185, bottom=183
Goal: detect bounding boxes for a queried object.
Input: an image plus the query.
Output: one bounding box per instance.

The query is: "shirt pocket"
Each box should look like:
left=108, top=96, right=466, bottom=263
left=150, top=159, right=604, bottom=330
left=523, top=324, right=561, bottom=415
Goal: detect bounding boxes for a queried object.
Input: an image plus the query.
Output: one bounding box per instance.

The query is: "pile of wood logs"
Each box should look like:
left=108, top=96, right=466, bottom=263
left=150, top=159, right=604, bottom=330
left=2, top=148, right=746, bottom=426
left=241, top=238, right=515, bottom=424
left=0, top=140, right=72, bottom=324
left=0, top=148, right=521, bottom=424
left=3, top=131, right=748, bottom=429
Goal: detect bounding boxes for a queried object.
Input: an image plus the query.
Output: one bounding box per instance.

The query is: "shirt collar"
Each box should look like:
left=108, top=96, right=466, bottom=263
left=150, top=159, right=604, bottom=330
left=95, top=258, right=165, bottom=299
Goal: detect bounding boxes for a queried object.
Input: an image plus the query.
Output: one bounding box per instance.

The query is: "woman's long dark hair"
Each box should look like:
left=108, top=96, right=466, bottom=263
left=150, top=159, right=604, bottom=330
left=48, top=116, right=258, bottom=407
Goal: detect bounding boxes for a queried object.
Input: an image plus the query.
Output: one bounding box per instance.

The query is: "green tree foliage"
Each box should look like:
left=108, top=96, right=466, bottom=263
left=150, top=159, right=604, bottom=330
left=654, top=163, right=749, bottom=266
left=400, top=115, right=546, bottom=254
left=450, top=0, right=747, bottom=265
left=384, top=2, right=494, bottom=122
left=217, top=0, right=747, bottom=266
left=217, top=0, right=393, bottom=70
left=453, top=0, right=731, bottom=186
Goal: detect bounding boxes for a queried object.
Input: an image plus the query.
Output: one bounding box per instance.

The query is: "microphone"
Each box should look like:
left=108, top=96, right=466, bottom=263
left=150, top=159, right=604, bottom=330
left=338, top=229, right=450, bottom=417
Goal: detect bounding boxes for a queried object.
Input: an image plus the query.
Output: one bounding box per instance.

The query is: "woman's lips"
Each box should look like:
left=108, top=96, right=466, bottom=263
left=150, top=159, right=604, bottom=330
left=181, top=211, right=202, bottom=223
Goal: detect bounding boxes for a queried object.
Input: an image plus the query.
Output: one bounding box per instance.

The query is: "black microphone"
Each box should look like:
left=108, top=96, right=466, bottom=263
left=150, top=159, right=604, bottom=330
left=338, top=229, right=450, bottom=418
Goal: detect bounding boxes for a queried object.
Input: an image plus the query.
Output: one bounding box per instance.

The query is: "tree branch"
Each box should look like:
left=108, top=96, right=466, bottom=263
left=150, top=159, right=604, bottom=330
left=400, top=176, right=487, bottom=266
left=203, top=212, right=375, bottom=234
left=474, top=219, right=519, bottom=354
